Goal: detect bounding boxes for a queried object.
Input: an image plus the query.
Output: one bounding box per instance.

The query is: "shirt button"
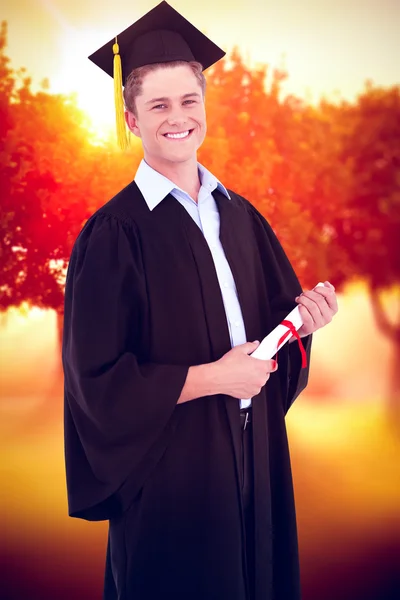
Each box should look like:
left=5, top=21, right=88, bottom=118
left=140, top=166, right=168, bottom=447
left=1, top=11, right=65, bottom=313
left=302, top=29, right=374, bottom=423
left=223, top=282, right=229, bottom=288
left=234, top=320, right=240, bottom=327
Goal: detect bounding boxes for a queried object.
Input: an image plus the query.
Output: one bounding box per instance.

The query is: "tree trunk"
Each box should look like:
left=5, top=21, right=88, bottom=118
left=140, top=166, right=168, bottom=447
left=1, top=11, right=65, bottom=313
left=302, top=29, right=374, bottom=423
left=16, top=310, right=65, bottom=435
left=57, top=310, right=64, bottom=356
left=388, top=337, right=400, bottom=427
left=369, top=286, right=400, bottom=426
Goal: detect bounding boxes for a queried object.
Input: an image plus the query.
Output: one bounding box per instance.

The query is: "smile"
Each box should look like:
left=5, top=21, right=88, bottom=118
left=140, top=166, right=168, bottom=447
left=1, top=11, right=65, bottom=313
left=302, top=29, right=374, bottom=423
left=163, top=129, right=194, bottom=140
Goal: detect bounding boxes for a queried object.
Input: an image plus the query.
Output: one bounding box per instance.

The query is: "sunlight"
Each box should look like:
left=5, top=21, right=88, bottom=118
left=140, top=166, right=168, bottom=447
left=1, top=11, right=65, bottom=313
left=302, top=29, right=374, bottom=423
left=51, top=26, right=117, bottom=138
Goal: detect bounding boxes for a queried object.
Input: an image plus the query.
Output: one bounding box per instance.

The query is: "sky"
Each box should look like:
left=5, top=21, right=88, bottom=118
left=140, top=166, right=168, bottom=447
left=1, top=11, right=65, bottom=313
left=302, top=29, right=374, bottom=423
left=3, top=0, right=400, bottom=132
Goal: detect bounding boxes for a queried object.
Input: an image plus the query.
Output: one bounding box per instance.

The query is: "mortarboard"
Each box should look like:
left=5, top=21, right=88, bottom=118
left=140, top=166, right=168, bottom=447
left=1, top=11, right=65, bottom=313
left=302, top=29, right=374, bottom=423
left=88, top=1, right=226, bottom=149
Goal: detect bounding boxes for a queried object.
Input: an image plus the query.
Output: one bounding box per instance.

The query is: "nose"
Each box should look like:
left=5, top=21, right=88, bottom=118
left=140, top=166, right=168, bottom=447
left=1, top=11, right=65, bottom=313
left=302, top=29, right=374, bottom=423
left=166, top=107, right=187, bottom=128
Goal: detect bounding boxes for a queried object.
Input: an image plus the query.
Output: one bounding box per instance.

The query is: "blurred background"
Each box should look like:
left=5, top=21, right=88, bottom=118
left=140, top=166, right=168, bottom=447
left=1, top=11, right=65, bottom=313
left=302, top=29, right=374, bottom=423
left=1, top=1, right=399, bottom=599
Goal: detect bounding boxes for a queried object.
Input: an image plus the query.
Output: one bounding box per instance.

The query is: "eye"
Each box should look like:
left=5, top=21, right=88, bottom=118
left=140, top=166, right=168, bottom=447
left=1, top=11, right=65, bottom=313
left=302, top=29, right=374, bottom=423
left=153, top=104, right=166, bottom=110
left=183, top=99, right=196, bottom=105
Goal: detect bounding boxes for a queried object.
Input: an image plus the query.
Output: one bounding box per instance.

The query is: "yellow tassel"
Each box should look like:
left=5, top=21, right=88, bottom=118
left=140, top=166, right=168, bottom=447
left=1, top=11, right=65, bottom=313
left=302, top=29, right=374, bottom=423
left=113, top=38, right=129, bottom=150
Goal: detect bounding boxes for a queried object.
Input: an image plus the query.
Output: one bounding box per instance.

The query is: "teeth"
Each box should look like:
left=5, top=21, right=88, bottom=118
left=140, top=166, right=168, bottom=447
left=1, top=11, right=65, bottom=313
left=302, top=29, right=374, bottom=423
left=165, top=130, right=190, bottom=139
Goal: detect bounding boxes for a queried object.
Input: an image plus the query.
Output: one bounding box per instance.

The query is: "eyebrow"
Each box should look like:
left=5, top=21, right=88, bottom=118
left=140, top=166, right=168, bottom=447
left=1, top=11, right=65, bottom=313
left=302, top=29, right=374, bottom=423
left=145, top=92, right=201, bottom=105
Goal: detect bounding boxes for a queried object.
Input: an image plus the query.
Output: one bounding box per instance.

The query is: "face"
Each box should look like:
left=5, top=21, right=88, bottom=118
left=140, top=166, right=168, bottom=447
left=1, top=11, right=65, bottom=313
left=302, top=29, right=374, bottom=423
left=125, top=64, right=206, bottom=169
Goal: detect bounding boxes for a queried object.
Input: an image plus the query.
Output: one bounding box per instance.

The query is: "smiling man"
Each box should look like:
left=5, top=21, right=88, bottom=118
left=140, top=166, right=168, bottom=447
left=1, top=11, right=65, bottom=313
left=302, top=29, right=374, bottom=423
left=124, top=62, right=208, bottom=201
left=62, top=2, right=338, bottom=600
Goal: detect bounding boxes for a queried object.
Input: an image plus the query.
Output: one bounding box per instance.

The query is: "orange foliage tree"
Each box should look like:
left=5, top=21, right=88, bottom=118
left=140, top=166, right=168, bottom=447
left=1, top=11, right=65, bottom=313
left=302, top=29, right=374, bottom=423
left=202, top=53, right=400, bottom=406
left=1, top=25, right=399, bottom=406
left=332, top=84, right=400, bottom=407
left=0, top=22, right=140, bottom=325
left=200, top=50, right=350, bottom=285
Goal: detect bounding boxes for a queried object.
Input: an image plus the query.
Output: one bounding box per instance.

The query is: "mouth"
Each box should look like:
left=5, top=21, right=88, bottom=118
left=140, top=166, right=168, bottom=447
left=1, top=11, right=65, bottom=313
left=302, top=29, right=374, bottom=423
left=163, top=129, right=195, bottom=140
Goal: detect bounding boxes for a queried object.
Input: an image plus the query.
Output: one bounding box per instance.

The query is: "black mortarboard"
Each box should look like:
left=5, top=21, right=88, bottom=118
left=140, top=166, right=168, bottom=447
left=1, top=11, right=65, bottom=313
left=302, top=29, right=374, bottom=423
left=88, top=1, right=225, bottom=149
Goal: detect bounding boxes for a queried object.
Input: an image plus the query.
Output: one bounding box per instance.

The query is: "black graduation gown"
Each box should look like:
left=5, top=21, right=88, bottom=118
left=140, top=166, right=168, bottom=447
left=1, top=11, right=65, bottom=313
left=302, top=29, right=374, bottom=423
left=62, top=181, right=312, bottom=600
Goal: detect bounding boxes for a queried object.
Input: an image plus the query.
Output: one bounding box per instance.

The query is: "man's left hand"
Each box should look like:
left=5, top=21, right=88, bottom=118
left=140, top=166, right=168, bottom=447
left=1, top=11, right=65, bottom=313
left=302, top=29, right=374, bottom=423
left=294, top=281, right=338, bottom=337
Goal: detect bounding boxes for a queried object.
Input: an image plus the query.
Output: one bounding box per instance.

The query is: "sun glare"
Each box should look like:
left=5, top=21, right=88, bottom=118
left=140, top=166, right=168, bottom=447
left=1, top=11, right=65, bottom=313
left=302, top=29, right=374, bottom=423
left=51, top=27, right=117, bottom=138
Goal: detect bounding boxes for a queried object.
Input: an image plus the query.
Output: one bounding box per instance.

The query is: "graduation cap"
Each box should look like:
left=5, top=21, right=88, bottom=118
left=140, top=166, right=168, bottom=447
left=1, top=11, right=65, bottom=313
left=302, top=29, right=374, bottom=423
left=88, top=1, right=226, bottom=149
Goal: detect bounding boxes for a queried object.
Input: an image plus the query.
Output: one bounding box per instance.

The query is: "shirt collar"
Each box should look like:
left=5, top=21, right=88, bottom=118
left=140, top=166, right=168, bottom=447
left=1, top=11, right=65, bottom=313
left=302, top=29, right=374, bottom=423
left=134, top=159, right=231, bottom=211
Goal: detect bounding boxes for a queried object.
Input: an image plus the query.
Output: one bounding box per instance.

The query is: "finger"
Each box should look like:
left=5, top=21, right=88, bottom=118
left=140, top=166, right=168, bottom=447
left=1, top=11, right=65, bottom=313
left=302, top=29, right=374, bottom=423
left=310, top=287, right=338, bottom=313
left=242, top=341, right=260, bottom=354
left=307, top=293, right=333, bottom=324
left=296, top=295, right=325, bottom=328
left=300, top=288, right=331, bottom=301
left=267, top=359, right=278, bottom=373
left=312, top=287, right=333, bottom=298
left=298, top=304, right=315, bottom=332
left=297, top=290, right=328, bottom=313
left=323, top=291, right=338, bottom=313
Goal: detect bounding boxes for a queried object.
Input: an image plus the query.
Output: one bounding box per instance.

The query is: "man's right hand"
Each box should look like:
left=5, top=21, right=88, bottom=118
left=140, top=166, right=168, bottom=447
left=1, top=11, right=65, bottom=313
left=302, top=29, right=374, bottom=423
left=214, top=341, right=278, bottom=399
left=177, top=341, right=278, bottom=404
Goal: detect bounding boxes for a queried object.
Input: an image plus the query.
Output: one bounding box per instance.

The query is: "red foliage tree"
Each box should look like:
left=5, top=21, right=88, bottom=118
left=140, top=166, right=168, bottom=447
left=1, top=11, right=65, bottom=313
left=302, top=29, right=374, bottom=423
left=1, top=26, right=399, bottom=409
left=200, top=50, right=350, bottom=285
left=0, top=22, right=140, bottom=326
left=332, top=84, right=400, bottom=408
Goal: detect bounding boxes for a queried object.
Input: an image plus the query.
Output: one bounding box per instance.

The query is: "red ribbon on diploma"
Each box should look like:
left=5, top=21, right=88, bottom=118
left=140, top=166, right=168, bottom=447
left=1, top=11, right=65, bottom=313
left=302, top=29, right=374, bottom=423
left=275, top=319, right=308, bottom=368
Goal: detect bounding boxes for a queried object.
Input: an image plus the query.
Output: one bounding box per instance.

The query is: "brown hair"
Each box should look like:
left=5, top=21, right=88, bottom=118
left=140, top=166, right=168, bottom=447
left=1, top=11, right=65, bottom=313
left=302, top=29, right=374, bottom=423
left=123, top=60, right=206, bottom=115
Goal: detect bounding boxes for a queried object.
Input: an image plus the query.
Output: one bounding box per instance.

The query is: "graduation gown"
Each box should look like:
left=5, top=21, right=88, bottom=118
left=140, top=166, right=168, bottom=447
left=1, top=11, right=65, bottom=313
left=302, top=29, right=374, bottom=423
left=62, top=181, right=312, bottom=600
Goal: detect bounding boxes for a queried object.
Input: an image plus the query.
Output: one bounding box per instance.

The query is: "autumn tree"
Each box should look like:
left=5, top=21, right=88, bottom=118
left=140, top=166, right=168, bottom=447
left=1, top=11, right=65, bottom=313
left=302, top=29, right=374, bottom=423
left=331, top=84, right=400, bottom=409
left=200, top=50, right=350, bottom=284
left=1, top=24, right=399, bottom=412
left=202, top=53, right=399, bottom=411
left=0, top=21, right=140, bottom=331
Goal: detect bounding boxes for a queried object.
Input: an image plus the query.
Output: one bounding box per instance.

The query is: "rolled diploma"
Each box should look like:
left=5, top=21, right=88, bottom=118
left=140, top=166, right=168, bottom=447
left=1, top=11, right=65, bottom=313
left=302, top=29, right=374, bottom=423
left=250, top=282, right=325, bottom=360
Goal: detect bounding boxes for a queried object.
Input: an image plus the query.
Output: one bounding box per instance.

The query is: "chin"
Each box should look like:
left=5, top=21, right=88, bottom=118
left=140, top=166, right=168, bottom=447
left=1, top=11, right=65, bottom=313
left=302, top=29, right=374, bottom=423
left=163, top=150, right=197, bottom=164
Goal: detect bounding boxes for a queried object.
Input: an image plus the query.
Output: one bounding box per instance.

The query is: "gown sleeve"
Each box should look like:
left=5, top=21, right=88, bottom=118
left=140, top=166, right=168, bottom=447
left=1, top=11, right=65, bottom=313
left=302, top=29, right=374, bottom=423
left=244, top=200, right=313, bottom=413
left=62, top=213, right=189, bottom=521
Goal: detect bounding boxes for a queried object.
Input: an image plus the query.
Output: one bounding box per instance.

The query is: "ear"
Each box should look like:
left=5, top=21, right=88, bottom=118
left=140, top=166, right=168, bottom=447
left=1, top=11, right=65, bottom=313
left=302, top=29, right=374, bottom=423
left=125, top=110, right=141, bottom=138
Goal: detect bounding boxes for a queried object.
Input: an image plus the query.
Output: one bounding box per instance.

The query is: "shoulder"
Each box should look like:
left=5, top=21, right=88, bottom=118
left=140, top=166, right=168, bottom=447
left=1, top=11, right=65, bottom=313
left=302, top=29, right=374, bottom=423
left=226, top=188, right=274, bottom=229
left=73, top=179, right=147, bottom=247
left=93, top=179, right=145, bottom=225
left=224, top=188, right=288, bottom=257
left=225, top=188, right=250, bottom=209
left=226, top=188, right=263, bottom=215
left=70, top=182, right=146, bottom=262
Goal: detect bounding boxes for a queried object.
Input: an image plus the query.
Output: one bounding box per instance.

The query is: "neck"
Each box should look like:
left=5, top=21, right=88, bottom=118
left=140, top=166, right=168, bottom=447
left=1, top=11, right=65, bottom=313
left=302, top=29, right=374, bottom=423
left=144, top=155, right=201, bottom=202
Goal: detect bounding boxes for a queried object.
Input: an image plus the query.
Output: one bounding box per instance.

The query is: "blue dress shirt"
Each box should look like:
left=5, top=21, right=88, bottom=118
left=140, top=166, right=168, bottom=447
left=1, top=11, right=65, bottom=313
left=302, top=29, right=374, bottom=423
left=135, top=159, right=251, bottom=409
